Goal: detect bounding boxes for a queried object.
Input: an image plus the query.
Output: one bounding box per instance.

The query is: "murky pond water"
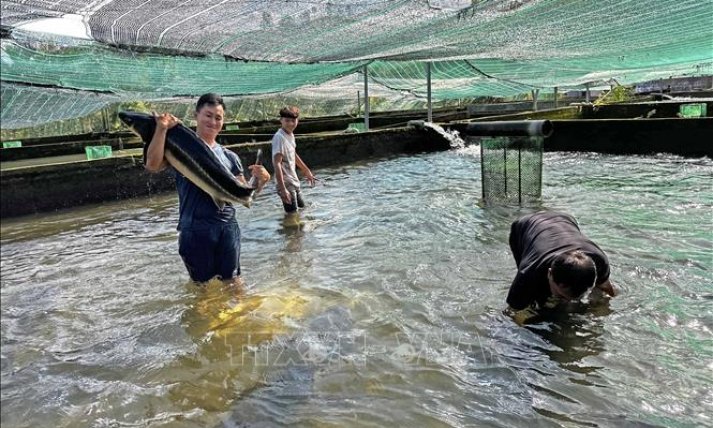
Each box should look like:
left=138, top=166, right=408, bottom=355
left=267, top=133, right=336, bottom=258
left=2, top=149, right=711, bottom=427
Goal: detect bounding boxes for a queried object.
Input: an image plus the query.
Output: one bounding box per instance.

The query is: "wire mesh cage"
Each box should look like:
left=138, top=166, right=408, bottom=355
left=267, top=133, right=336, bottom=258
left=480, top=136, right=543, bottom=204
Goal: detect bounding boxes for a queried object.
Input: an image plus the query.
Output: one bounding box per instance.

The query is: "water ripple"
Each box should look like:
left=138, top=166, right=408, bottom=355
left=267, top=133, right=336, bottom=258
left=1, top=151, right=711, bottom=427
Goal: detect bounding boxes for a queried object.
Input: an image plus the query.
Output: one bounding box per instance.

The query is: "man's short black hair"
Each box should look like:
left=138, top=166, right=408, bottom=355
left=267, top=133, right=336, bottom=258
left=279, top=106, right=300, bottom=119
left=196, top=93, right=225, bottom=112
left=550, top=250, right=597, bottom=297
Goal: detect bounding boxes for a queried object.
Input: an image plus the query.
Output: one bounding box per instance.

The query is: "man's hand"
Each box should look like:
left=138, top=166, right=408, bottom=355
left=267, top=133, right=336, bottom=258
left=505, top=306, right=540, bottom=326
left=154, top=112, right=180, bottom=131
left=145, top=112, right=179, bottom=173
left=595, top=280, right=617, bottom=297
left=248, top=165, right=270, bottom=183
left=278, top=187, right=292, bottom=204
left=304, top=170, right=316, bottom=187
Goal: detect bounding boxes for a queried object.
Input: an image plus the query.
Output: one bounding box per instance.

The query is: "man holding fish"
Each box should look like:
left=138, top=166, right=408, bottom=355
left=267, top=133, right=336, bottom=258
left=142, top=93, right=271, bottom=288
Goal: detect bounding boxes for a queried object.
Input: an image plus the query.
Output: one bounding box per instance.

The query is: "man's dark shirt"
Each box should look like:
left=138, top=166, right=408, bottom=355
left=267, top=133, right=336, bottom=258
left=174, top=143, right=243, bottom=231
left=506, top=211, right=610, bottom=310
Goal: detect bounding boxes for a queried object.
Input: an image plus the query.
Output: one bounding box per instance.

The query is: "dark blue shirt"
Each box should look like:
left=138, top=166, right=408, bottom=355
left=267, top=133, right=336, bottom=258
left=174, top=143, right=243, bottom=230
left=506, top=211, right=610, bottom=310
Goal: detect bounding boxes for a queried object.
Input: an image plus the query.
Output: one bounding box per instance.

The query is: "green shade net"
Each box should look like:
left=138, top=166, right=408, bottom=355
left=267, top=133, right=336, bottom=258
left=2, top=0, right=712, bottom=133
left=1, top=83, right=119, bottom=130
left=0, top=39, right=366, bottom=99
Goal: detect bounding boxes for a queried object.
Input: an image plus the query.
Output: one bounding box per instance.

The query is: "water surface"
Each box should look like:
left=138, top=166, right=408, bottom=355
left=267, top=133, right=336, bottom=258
left=2, top=149, right=711, bottom=427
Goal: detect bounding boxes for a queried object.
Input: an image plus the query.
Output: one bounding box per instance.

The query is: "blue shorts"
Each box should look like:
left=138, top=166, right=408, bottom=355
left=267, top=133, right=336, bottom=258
left=178, top=223, right=241, bottom=282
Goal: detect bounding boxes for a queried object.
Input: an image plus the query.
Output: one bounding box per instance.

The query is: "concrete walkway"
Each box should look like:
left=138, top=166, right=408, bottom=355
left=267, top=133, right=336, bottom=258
left=1, top=149, right=141, bottom=171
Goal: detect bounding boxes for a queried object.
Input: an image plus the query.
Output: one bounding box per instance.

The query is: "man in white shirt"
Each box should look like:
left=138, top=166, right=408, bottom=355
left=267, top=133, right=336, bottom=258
left=272, top=106, right=316, bottom=213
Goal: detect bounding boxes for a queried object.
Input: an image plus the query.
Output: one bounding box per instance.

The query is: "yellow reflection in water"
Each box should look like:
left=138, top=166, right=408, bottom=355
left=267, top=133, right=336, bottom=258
left=166, top=281, right=315, bottom=416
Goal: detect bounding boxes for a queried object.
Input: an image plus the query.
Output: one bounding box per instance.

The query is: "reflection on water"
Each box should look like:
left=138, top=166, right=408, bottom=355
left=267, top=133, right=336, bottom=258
left=1, top=151, right=712, bottom=427
left=168, top=282, right=317, bottom=420
left=525, top=298, right=612, bottom=375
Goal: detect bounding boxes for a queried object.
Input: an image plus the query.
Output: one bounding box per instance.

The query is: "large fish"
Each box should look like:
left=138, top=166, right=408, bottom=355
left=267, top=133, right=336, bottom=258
left=118, top=111, right=256, bottom=208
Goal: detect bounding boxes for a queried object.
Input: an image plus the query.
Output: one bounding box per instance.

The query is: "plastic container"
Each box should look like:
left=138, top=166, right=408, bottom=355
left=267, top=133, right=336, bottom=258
left=85, top=145, right=113, bottom=160
left=346, top=123, right=366, bottom=133
left=679, top=103, right=707, bottom=118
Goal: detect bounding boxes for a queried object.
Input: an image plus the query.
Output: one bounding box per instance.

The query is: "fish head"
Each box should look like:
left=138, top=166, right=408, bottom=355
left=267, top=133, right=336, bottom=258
left=118, top=111, right=156, bottom=143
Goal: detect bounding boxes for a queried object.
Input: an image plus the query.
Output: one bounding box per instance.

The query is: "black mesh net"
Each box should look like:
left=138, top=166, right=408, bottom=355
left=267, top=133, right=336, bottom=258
left=480, top=136, right=543, bottom=204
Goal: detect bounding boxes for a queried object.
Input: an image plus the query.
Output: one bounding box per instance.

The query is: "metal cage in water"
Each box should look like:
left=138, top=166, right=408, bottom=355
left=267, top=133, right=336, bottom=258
left=479, top=136, right=544, bottom=204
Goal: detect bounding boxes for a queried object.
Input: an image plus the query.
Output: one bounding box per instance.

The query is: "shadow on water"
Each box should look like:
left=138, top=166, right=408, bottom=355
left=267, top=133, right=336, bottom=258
left=484, top=290, right=618, bottom=427
left=477, top=200, right=555, bottom=230
left=524, top=295, right=612, bottom=376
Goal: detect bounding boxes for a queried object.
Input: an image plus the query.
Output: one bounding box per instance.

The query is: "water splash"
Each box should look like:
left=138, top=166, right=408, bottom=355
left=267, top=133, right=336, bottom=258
left=408, top=120, right=467, bottom=149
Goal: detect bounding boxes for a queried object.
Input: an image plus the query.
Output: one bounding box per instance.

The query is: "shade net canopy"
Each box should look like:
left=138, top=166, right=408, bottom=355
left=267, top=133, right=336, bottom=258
left=2, top=0, right=712, bottom=131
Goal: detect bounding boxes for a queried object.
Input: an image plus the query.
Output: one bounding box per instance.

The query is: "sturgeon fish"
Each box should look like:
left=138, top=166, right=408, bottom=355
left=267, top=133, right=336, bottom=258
left=118, top=111, right=256, bottom=208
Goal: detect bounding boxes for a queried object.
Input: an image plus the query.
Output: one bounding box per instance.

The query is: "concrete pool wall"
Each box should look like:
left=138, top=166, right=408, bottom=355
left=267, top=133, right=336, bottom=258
left=4, top=100, right=708, bottom=162
left=2, top=102, right=711, bottom=218
left=1, top=128, right=449, bottom=218
left=0, top=107, right=466, bottom=163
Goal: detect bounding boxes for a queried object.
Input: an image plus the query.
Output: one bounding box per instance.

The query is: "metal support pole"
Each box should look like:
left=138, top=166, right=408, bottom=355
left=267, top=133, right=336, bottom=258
left=503, top=146, right=508, bottom=196
left=363, top=65, right=370, bottom=132
left=101, top=107, right=110, bottom=133
left=357, top=91, right=361, bottom=117
left=426, top=62, right=432, bottom=122
left=480, top=144, right=486, bottom=201
left=554, top=87, right=558, bottom=108
left=531, top=89, right=539, bottom=111
left=585, top=83, right=590, bottom=103
left=518, top=142, right=522, bottom=204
